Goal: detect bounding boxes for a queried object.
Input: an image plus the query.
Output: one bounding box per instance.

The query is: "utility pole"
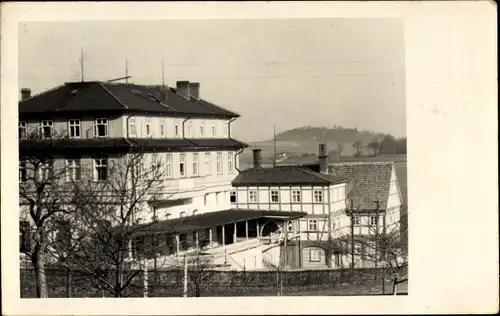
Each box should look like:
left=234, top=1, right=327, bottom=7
left=80, top=47, right=84, bottom=82
left=350, top=199, right=355, bottom=270
left=273, top=124, right=277, bottom=167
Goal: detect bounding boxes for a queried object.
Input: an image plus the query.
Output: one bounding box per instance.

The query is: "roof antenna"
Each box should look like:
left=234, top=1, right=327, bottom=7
left=80, top=46, right=84, bottom=82
left=161, top=56, right=167, bottom=102
left=125, top=58, right=129, bottom=84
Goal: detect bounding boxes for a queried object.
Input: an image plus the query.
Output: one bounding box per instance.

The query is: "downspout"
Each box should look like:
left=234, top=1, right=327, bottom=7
left=228, top=116, right=245, bottom=173
left=126, top=114, right=137, bottom=138
left=327, top=184, right=332, bottom=268
left=182, top=116, right=198, bottom=147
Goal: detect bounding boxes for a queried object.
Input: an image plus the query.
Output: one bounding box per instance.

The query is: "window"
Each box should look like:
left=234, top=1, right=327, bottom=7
left=19, top=221, right=31, bottom=252
left=19, top=160, right=27, bottom=182
left=308, top=219, right=318, bottom=231
left=287, top=222, right=293, bottom=231
left=129, top=118, right=137, bottom=137
left=174, top=124, right=180, bottom=137
left=223, top=123, right=228, bottom=137
left=160, top=119, right=165, bottom=137
left=179, top=154, right=186, bottom=177
left=187, top=122, right=193, bottom=137
left=165, top=213, right=171, bottom=220
left=212, top=125, right=216, bottom=137
left=313, top=190, right=323, bottom=203
left=204, top=194, right=208, bottom=205
left=370, top=216, right=378, bottom=226
left=249, top=190, right=258, bottom=203
left=145, top=119, right=152, bottom=137
left=309, top=249, right=321, bottom=262
left=179, top=212, right=187, bottom=218
left=292, top=190, right=301, bottom=203
left=39, top=161, right=53, bottom=181
left=200, top=124, right=204, bottom=136
left=66, top=159, right=81, bottom=182
left=165, top=154, right=173, bottom=177
left=271, top=190, right=279, bottom=203
left=19, top=121, right=27, bottom=139
left=192, top=210, right=198, bottom=216
left=215, top=192, right=220, bottom=204
left=353, top=216, right=360, bottom=225
left=192, top=153, right=199, bottom=176
left=41, top=120, right=53, bottom=139
left=205, top=153, right=211, bottom=175
left=230, top=191, right=237, bottom=203
left=68, top=119, right=80, bottom=138
left=216, top=152, right=222, bottom=174
left=227, top=152, right=233, bottom=173
left=94, top=158, right=108, bottom=181
left=95, top=118, right=108, bottom=137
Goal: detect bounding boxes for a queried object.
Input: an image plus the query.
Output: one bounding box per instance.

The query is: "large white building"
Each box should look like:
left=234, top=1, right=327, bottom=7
left=18, top=80, right=306, bottom=271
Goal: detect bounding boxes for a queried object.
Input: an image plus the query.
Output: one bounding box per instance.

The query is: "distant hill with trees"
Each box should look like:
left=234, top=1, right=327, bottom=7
left=245, top=126, right=406, bottom=162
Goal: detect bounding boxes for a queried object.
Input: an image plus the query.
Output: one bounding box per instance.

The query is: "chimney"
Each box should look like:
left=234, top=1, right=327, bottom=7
left=252, top=149, right=262, bottom=169
left=189, top=82, right=200, bottom=99
left=318, top=143, right=328, bottom=174
left=20, top=88, right=31, bottom=101
left=176, top=81, right=190, bottom=99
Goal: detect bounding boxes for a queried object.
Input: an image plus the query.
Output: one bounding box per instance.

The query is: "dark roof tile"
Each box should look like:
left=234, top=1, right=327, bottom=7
left=19, top=81, right=240, bottom=118
left=232, top=165, right=348, bottom=186
left=328, top=162, right=394, bottom=211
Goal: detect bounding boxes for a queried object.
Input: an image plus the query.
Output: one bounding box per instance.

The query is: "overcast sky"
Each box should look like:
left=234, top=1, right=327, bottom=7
left=19, top=19, right=406, bottom=142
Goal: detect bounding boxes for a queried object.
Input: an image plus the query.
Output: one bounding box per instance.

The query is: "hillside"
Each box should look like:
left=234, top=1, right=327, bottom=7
left=274, top=126, right=383, bottom=144
left=241, top=126, right=406, bottom=165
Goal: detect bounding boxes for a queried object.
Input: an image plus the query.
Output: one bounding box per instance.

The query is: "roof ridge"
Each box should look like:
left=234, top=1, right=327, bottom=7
left=329, top=161, right=395, bottom=166
left=297, top=167, right=333, bottom=182
left=99, top=82, right=129, bottom=109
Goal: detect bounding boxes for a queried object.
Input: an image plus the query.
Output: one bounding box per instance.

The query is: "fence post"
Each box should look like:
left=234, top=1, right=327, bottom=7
left=143, top=263, right=148, bottom=298
left=183, top=255, right=188, bottom=297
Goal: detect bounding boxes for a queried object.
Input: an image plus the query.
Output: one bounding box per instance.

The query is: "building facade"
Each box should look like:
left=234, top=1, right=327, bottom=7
left=230, top=146, right=404, bottom=270
left=18, top=80, right=308, bottom=271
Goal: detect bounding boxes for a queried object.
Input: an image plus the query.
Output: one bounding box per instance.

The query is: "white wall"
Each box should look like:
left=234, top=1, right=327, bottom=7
left=122, top=115, right=230, bottom=139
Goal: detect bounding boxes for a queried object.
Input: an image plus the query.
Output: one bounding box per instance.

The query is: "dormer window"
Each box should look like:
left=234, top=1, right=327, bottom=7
left=95, top=118, right=108, bottom=138
left=212, top=125, right=216, bottom=137
left=41, top=120, right=53, bottom=139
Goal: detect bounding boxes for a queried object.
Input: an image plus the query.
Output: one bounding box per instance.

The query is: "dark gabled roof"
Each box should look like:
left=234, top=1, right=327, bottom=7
left=232, top=165, right=348, bottom=187
left=328, top=162, right=395, bottom=211
left=19, top=137, right=247, bottom=156
left=133, top=208, right=308, bottom=235
left=19, top=81, right=240, bottom=118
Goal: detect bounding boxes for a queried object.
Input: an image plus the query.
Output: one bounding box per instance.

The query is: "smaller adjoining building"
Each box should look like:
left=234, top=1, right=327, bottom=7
left=231, top=144, right=404, bottom=270
left=231, top=146, right=350, bottom=269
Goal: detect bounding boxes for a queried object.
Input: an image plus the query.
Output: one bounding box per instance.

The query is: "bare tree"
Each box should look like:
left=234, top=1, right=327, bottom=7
left=186, top=252, right=221, bottom=297
left=62, top=151, right=180, bottom=297
left=19, top=131, right=79, bottom=298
